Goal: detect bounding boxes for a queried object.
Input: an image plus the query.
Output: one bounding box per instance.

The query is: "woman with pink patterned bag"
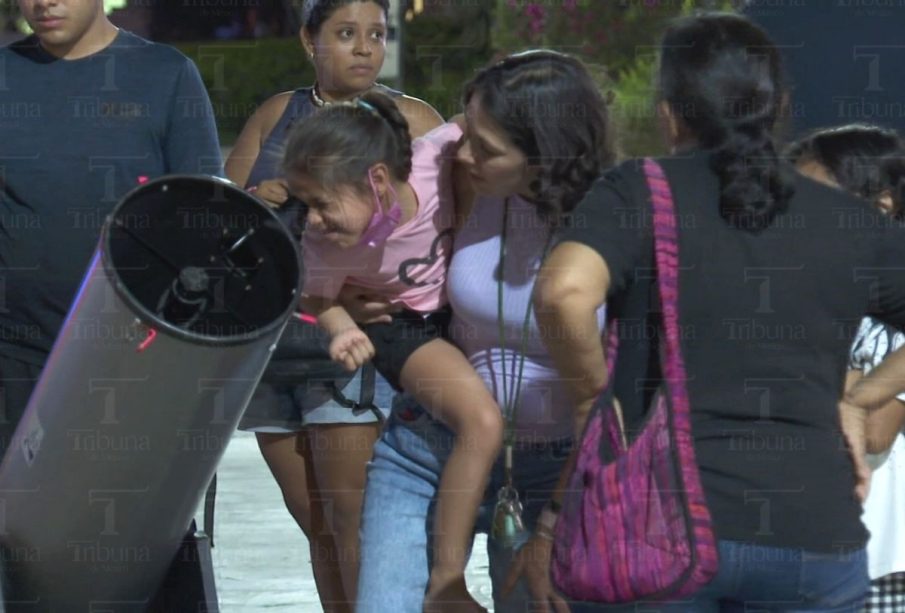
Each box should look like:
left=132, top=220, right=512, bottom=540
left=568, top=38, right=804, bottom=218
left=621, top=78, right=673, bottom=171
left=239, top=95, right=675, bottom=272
left=534, top=12, right=905, bottom=612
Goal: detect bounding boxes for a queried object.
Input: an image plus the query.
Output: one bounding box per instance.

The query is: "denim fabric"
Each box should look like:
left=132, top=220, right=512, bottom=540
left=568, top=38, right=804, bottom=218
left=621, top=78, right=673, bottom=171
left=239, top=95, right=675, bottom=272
left=356, top=401, right=605, bottom=612
left=358, top=401, right=868, bottom=612
left=239, top=367, right=394, bottom=431
left=593, top=541, right=868, bottom=612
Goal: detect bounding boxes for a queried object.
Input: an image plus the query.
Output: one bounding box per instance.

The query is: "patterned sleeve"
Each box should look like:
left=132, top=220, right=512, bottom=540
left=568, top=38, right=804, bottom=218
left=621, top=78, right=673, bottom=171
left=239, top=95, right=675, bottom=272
left=849, top=318, right=873, bottom=371
left=849, top=316, right=905, bottom=403
left=891, top=330, right=905, bottom=404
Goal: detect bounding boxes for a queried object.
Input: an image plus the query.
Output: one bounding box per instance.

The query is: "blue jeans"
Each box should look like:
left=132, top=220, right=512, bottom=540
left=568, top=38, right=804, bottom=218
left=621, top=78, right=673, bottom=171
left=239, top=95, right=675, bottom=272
left=596, top=541, right=868, bottom=612
left=356, top=401, right=604, bottom=612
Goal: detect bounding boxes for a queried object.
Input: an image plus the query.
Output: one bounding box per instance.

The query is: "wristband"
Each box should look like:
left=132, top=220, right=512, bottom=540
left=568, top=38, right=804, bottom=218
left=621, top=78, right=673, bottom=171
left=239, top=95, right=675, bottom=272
left=536, top=508, right=558, bottom=534
left=534, top=527, right=554, bottom=542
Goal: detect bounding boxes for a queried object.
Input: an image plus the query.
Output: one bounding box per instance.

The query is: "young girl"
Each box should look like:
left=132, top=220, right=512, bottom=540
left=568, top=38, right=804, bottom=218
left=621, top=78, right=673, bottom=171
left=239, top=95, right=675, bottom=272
left=284, top=91, right=501, bottom=612
left=226, top=1, right=442, bottom=607
left=789, top=125, right=905, bottom=613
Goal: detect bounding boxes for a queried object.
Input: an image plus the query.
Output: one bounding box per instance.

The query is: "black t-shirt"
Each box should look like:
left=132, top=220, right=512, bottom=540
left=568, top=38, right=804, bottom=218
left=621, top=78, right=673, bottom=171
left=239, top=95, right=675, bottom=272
left=0, top=32, right=221, bottom=364
left=564, top=152, right=905, bottom=552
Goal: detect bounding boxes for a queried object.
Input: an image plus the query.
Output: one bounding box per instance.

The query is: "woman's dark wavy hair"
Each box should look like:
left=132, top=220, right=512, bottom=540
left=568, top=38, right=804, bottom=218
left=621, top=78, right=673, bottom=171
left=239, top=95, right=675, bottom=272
left=463, top=50, right=614, bottom=224
left=786, top=124, right=905, bottom=219
left=282, top=91, right=412, bottom=190
left=659, top=13, right=794, bottom=232
left=302, top=0, right=389, bottom=34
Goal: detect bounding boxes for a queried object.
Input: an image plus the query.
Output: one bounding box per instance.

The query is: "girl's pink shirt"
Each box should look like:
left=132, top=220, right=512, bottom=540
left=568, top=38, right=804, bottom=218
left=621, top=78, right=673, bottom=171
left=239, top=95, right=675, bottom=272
left=301, top=122, right=461, bottom=312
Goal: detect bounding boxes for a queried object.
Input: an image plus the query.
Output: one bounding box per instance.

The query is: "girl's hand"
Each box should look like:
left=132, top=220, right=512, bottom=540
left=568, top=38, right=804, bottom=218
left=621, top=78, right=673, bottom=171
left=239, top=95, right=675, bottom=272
left=250, top=178, right=289, bottom=209
left=501, top=535, right=569, bottom=613
left=329, top=327, right=375, bottom=371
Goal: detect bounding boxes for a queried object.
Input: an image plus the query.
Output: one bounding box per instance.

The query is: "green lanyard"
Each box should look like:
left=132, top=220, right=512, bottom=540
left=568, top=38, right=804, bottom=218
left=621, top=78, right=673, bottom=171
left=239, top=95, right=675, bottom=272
left=496, top=198, right=552, bottom=488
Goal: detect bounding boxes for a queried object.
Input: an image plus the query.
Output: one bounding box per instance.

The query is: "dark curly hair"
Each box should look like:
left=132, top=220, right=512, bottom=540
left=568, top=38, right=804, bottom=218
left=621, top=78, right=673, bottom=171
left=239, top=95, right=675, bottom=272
left=463, top=50, right=614, bottom=225
left=787, top=124, right=905, bottom=219
left=659, top=13, right=794, bottom=232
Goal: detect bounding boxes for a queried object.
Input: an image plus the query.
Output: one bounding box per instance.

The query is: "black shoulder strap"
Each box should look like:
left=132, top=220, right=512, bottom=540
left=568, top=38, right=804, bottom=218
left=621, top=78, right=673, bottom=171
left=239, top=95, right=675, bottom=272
left=329, top=363, right=384, bottom=422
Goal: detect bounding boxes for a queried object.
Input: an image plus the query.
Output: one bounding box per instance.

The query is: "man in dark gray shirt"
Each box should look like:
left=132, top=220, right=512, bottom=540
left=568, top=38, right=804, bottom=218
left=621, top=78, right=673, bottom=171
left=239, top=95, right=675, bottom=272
left=0, top=0, right=221, bottom=456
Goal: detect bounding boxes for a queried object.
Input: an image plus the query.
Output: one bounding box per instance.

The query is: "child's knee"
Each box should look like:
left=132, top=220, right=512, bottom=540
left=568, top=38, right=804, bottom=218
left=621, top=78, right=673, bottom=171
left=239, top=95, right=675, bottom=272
left=459, top=407, right=504, bottom=454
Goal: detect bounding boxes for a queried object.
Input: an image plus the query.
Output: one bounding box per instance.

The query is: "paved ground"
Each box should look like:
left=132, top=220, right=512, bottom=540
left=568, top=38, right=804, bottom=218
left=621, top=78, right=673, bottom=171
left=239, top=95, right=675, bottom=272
left=204, top=430, right=494, bottom=612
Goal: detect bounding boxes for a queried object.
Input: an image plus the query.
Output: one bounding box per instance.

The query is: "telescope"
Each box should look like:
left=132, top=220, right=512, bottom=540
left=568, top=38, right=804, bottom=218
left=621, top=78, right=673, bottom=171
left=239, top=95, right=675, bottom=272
left=0, top=176, right=301, bottom=611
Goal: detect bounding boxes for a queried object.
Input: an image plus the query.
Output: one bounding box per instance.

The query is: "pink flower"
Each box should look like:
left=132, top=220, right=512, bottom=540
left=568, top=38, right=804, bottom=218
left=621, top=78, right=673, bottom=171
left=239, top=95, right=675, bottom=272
left=525, top=3, right=545, bottom=19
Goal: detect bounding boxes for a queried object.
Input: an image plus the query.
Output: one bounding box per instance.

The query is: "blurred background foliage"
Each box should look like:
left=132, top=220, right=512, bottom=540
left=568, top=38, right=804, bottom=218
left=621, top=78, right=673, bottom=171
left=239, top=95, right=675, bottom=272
left=493, top=0, right=736, bottom=156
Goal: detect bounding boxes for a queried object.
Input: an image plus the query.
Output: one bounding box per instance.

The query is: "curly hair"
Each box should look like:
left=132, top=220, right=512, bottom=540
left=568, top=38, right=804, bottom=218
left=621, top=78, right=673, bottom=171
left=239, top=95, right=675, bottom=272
left=659, top=13, right=794, bottom=232
left=787, top=124, right=905, bottom=219
left=463, top=50, right=614, bottom=225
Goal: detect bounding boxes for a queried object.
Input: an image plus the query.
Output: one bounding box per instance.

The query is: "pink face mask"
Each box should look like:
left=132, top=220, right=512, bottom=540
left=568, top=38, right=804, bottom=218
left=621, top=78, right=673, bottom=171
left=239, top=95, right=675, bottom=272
left=357, top=169, right=402, bottom=248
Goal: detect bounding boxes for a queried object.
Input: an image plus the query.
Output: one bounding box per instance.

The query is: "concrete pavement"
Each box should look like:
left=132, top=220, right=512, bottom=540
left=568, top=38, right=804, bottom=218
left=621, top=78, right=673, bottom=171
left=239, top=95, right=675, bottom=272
left=204, top=431, right=494, bottom=611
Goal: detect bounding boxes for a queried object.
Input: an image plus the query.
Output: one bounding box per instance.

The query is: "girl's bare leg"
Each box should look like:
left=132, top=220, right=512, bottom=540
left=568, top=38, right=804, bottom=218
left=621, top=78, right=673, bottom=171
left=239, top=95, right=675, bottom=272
left=400, top=339, right=503, bottom=612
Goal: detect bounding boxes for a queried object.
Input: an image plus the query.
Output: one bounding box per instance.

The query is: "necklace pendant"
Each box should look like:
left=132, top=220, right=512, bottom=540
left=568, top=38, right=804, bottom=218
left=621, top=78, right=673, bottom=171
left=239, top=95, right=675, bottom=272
left=490, top=485, right=526, bottom=548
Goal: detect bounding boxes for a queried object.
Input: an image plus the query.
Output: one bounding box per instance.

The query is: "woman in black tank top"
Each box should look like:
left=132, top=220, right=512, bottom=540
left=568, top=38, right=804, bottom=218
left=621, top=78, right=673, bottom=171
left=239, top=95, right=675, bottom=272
left=224, top=1, right=442, bottom=610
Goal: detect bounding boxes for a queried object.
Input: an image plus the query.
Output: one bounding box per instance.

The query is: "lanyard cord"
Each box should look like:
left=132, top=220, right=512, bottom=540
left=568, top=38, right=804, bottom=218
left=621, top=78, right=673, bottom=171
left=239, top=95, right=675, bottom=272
left=497, top=198, right=552, bottom=486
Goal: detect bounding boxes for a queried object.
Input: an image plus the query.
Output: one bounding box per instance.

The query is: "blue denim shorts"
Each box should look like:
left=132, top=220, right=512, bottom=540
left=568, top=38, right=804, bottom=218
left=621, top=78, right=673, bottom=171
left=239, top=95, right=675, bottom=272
left=238, top=367, right=393, bottom=432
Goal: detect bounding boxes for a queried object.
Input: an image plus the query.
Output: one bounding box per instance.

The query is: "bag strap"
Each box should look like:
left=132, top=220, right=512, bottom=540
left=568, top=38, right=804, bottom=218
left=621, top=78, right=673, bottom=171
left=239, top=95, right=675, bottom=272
left=329, top=363, right=384, bottom=422
left=642, top=158, right=719, bottom=580
left=642, top=158, right=690, bottom=413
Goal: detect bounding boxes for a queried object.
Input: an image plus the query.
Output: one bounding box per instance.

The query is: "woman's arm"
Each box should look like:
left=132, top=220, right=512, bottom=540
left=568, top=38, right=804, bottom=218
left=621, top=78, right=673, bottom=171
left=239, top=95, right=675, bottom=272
left=396, top=95, right=444, bottom=138
left=841, top=370, right=871, bottom=503
left=845, top=359, right=905, bottom=454
left=224, top=92, right=293, bottom=187
left=534, top=240, right=610, bottom=436
left=499, top=241, right=609, bottom=612
left=845, top=345, right=905, bottom=419
left=867, top=396, right=905, bottom=454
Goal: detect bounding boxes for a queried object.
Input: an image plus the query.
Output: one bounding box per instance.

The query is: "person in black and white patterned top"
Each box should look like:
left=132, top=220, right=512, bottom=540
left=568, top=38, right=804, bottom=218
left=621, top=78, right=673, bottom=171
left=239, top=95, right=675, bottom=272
left=789, top=125, right=905, bottom=613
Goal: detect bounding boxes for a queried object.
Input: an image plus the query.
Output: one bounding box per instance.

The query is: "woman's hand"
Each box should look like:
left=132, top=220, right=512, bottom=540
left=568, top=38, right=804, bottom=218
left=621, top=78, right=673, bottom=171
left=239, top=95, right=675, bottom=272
left=336, top=285, right=400, bottom=324
left=423, top=573, right=487, bottom=613
left=250, top=178, right=289, bottom=209
left=839, top=399, right=872, bottom=503
left=501, top=535, right=569, bottom=613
